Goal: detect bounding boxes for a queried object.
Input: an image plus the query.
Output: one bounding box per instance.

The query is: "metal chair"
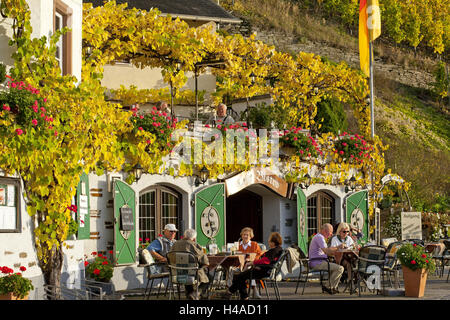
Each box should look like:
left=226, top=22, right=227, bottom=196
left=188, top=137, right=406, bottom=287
left=355, top=245, right=386, bottom=296
left=249, top=249, right=288, bottom=300
left=143, top=263, right=170, bottom=299
left=139, top=249, right=170, bottom=299
left=382, top=241, right=403, bottom=288
left=166, top=251, right=200, bottom=300
left=433, top=240, right=450, bottom=277
left=294, top=248, right=331, bottom=295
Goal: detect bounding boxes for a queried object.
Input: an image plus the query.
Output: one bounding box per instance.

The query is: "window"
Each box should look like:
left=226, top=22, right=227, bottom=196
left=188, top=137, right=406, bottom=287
left=0, top=178, right=21, bottom=233
left=139, top=186, right=180, bottom=242
left=54, top=0, right=72, bottom=75
left=307, top=191, right=335, bottom=238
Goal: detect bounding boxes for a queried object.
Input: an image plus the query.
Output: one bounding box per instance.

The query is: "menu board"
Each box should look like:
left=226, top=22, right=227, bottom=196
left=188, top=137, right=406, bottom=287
left=401, top=212, right=422, bottom=240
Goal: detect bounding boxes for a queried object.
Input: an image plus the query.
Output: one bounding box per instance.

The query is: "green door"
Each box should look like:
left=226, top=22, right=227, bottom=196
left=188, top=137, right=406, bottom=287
left=297, top=188, right=308, bottom=255
left=76, top=172, right=90, bottom=240
left=195, top=183, right=226, bottom=250
left=345, top=190, right=369, bottom=245
left=113, top=180, right=136, bottom=265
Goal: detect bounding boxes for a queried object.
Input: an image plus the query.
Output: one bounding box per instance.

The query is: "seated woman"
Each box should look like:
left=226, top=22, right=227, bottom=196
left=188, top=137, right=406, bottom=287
left=238, top=227, right=263, bottom=298
left=227, top=232, right=283, bottom=300
left=239, top=227, right=263, bottom=262
left=330, top=222, right=356, bottom=286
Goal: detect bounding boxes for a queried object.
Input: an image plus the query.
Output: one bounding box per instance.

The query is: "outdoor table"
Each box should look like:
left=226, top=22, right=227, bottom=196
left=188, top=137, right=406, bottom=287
left=206, top=254, right=248, bottom=298
left=207, top=254, right=247, bottom=271
left=333, top=249, right=359, bottom=294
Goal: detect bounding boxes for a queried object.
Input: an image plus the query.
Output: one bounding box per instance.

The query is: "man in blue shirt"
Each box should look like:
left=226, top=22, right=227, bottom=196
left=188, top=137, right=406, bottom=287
left=147, top=224, right=178, bottom=264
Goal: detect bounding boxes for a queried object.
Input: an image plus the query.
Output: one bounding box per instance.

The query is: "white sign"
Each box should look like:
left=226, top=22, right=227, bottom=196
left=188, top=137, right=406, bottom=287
left=401, top=212, right=422, bottom=240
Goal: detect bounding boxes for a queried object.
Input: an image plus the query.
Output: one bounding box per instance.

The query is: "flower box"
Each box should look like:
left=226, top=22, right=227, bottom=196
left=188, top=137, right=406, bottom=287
left=0, top=292, right=28, bottom=300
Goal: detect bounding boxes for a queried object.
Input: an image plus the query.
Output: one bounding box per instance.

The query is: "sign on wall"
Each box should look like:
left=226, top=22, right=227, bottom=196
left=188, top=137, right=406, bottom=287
left=401, top=212, right=422, bottom=240
left=225, top=167, right=288, bottom=197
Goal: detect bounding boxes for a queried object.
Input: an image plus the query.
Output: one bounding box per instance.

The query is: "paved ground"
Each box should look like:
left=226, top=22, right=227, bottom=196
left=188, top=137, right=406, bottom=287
left=118, top=271, right=450, bottom=301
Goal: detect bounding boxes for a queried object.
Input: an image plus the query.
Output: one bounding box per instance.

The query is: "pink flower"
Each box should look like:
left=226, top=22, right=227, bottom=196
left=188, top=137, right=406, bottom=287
left=138, top=127, right=143, bottom=131
left=2, top=104, right=10, bottom=111
left=16, top=128, right=24, bottom=135
left=31, top=119, right=38, bottom=126
left=342, top=142, right=347, bottom=146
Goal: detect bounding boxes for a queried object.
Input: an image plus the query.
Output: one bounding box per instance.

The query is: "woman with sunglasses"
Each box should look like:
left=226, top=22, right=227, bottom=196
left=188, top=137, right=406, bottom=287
left=330, top=222, right=355, bottom=249
left=330, top=222, right=357, bottom=290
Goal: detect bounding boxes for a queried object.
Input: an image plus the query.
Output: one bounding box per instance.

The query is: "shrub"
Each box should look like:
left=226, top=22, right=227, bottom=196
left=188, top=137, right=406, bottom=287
left=281, top=127, right=321, bottom=158
left=334, top=132, right=373, bottom=162
left=315, top=97, right=348, bottom=134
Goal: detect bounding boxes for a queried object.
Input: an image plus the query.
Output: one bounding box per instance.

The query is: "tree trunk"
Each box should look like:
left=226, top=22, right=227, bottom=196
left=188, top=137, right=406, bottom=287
left=40, top=244, right=64, bottom=300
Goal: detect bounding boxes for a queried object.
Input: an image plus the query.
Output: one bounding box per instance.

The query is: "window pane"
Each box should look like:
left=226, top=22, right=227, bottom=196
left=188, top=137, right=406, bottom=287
left=161, top=191, right=178, bottom=227
left=139, top=191, right=156, bottom=242
left=307, top=196, right=317, bottom=238
left=322, top=197, right=332, bottom=225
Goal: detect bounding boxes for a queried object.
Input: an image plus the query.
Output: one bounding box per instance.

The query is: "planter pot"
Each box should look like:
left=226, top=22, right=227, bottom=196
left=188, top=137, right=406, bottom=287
left=0, top=292, right=29, bottom=300
left=281, top=146, right=297, bottom=157
left=402, top=266, right=428, bottom=297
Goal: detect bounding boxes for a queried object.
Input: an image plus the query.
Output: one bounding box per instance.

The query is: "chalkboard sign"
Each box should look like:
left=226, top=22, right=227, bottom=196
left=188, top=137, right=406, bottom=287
left=120, top=206, right=134, bottom=231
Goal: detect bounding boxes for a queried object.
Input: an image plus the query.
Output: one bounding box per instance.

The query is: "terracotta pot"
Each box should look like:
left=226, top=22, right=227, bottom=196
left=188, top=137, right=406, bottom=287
left=0, top=292, right=29, bottom=300
left=402, top=266, right=428, bottom=297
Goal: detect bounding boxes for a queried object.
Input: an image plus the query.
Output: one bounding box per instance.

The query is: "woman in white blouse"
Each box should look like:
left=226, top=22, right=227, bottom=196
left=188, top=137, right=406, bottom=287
left=330, top=222, right=355, bottom=249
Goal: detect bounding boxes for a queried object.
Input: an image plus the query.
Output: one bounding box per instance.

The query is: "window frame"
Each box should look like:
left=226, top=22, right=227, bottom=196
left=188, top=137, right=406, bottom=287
left=306, top=191, right=335, bottom=238
left=0, top=177, right=21, bottom=233
left=139, top=185, right=181, bottom=242
left=53, top=0, right=72, bottom=75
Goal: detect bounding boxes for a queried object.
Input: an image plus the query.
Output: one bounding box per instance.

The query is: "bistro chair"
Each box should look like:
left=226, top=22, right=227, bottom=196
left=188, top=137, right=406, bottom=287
left=248, top=249, right=288, bottom=300
left=294, top=248, right=331, bottom=295
left=166, top=251, right=200, bottom=300
left=382, top=241, right=403, bottom=288
left=354, top=245, right=386, bottom=296
left=140, top=249, right=170, bottom=299
left=433, top=239, right=450, bottom=278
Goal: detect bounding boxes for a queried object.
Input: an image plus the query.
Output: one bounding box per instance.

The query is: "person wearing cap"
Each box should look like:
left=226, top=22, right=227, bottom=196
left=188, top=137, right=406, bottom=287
left=146, top=224, right=178, bottom=264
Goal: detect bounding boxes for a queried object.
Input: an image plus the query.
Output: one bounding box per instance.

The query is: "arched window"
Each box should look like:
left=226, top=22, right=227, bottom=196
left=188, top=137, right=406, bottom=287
left=139, top=186, right=180, bottom=242
left=307, top=191, right=335, bottom=238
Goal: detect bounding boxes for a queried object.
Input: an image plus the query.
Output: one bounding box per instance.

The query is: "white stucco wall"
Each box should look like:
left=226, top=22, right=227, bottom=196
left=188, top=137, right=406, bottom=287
left=0, top=0, right=82, bottom=81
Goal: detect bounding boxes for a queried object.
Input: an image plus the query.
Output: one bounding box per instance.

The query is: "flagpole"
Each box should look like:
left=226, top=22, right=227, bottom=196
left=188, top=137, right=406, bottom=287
left=369, top=41, right=375, bottom=139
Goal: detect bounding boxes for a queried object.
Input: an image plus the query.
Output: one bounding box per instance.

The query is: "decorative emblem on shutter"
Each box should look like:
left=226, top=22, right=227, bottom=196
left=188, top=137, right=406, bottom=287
left=200, top=206, right=220, bottom=239
left=350, top=208, right=364, bottom=231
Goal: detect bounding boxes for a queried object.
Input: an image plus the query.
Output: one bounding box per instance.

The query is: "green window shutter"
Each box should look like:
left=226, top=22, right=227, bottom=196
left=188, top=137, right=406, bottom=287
left=195, top=183, right=226, bottom=250
left=345, top=190, right=369, bottom=245
left=297, top=187, right=308, bottom=255
left=113, top=180, right=136, bottom=265
left=76, top=172, right=90, bottom=239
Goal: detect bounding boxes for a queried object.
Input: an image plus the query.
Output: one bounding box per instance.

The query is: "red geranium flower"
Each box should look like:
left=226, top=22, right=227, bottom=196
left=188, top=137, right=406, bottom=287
left=93, top=269, right=101, bottom=275
left=19, top=266, right=26, bottom=272
left=84, top=261, right=89, bottom=267
left=411, top=260, right=416, bottom=264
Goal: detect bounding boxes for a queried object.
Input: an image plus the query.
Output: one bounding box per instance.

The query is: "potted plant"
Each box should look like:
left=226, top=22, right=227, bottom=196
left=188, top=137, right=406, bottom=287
left=281, top=127, right=320, bottom=159
left=397, top=242, right=436, bottom=297
left=84, top=252, right=115, bottom=295
left=138, top=237, right=151, bottom=264
left=0, top=266, right=34, bottom=300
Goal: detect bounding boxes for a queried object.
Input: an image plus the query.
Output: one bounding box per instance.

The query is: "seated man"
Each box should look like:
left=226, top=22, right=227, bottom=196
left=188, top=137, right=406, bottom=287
left=206, top=103, right=234, bottom=126
left=309, top=223, right=345, bottom=294
left=169, top=228, right=210, bottom=300
left=146, top=224, right=177, bottom=271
